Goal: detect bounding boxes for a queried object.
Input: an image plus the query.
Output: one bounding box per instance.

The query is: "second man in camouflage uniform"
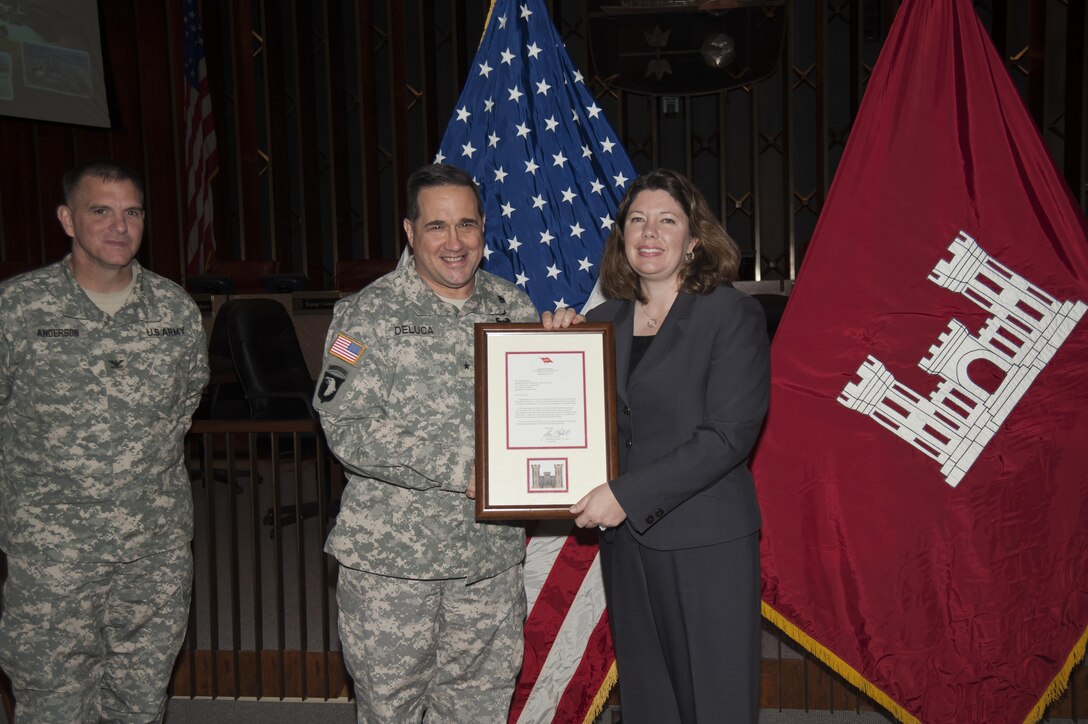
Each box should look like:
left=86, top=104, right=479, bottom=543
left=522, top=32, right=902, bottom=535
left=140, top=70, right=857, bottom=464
left=314, top=164, right=537, bottom=722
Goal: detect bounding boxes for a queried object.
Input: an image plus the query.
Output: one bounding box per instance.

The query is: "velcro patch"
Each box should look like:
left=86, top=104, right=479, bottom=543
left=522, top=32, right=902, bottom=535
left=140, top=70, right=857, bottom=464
left=318, top=366, right=347, bottom=403
left=329, top=333, right=365, bottom=365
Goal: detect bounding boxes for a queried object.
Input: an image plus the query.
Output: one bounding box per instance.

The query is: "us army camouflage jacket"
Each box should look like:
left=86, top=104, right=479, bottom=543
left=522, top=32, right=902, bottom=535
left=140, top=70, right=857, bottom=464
left=315, top=260, right=536, bottom=583
left=0, top=257, right=209, bottom=563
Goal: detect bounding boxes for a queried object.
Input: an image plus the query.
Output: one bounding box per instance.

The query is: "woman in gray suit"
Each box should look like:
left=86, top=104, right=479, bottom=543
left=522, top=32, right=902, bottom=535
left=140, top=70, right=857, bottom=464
left=545, top=169, right=770, bottom=722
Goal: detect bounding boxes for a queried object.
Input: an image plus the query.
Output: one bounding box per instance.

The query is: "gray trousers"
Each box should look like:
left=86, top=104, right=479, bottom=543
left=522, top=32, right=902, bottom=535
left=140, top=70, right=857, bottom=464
left=336, top=564, right=525, bottom=723
left=0, top=545, right=192, bottom=724
left=600, top=528, right=761, bottom=724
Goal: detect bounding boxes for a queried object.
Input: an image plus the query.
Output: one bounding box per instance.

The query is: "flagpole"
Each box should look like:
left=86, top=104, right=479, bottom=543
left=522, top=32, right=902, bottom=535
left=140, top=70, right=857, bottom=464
left=481, top=1, right=497, bottom=47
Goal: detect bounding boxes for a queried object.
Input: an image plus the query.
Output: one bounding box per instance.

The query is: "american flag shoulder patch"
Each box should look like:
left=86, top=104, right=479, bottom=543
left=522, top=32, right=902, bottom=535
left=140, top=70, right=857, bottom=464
left=329, top=333, right=365, bottom=365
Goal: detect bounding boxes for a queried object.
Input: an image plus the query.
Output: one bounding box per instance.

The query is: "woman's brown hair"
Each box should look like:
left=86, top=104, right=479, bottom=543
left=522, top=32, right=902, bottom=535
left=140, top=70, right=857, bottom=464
left=599, top=169, right=741, bottom=303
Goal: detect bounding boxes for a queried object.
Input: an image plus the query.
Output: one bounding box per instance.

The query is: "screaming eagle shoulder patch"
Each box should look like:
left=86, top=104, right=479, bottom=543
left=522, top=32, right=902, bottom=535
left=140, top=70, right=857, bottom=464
left=318, top=365, right=347, bottom=403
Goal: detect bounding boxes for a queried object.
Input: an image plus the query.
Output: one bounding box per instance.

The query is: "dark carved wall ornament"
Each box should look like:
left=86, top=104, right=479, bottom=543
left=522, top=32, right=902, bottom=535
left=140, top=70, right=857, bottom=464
left=588, top=3, right=785, bottom=95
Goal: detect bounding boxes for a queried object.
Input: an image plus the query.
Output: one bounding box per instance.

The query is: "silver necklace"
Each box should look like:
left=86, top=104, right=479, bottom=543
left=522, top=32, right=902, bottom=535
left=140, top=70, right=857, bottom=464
left=639, top=302, right=658, bottom=328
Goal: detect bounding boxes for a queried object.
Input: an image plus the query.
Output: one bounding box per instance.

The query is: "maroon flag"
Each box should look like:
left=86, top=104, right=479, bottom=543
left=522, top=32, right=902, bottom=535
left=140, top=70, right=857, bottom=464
left=183, top=0, right=218, bottom=277
left=752, top=1, right=1088, bottom=722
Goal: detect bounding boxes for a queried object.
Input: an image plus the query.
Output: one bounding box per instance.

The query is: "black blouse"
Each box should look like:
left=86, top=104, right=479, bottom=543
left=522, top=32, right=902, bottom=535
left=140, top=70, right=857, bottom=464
left=629, top=333, right=654, bottom=372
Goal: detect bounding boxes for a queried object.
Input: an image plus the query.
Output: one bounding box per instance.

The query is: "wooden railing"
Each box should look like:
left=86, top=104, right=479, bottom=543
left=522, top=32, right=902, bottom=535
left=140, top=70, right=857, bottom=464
left=2, top=418, right=1084, bottom=719
left=171, top=419, right=350, bottom=700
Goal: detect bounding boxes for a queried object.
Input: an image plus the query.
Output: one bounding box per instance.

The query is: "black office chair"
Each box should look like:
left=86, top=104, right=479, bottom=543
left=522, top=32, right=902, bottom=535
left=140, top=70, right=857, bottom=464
left=218, top=299, right=338, bottom=531
left=222, top=299, right=316, bottom=420
left=197, top=305, right=250, bottom=420
left=190, top=306, right=254, bottom=493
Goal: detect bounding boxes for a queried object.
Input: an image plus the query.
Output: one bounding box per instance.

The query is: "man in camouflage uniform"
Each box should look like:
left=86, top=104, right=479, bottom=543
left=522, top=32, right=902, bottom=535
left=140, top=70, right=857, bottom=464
left=0, top=160, right=209, bottom=722
left=314, top=164, right=537, bottom=722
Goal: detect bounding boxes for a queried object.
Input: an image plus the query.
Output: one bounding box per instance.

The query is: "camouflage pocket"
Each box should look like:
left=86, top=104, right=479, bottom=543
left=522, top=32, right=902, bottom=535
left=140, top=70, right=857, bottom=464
left=0, top=570, right=60, bottom=690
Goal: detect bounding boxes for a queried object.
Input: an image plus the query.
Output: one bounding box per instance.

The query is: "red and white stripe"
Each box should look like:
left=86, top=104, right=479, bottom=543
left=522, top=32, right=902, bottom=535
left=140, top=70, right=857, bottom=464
left=184, top=16, right=218, bottom=277
left=511, top=521, right=616, bottom=724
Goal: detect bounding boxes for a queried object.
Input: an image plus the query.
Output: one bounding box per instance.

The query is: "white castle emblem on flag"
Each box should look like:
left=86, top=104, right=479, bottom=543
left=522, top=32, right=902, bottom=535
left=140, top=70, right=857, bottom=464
left=838, top=231, right=1086, bottom=487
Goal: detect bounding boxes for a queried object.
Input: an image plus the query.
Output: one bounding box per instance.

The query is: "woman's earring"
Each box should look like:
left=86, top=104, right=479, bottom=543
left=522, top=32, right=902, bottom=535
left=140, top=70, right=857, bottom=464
left=684, top=249, right=695, bottom=261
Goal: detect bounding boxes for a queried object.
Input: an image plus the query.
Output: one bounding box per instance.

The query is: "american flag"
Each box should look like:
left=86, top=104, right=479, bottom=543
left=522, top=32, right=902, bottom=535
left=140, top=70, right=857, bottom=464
left=436, top=1, right=637, bottom=721
left=183, top=0, right=218, bottom=277
left=435, top=0, right=636, bottom=314
left=329, top=333, right=365, bottom=366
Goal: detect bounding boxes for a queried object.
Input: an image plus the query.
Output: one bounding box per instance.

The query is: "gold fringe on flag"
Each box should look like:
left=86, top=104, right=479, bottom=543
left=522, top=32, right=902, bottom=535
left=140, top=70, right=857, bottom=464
left=764, top=602, right=1088, bottom=724
left=761, top=602, right=920, bottom=724
left=581, top=660, right=618, bottom=724
left=1024, top=625, right=1088, bottom=724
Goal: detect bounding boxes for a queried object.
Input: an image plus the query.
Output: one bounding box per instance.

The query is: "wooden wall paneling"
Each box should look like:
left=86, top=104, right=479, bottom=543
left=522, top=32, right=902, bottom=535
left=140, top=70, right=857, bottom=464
left=317, top=456, right=337, bottom=701
left=1064, top=1, right=1087, bottom=209
left=230, top=0, right=263, bottom=261
left=291, top=459, right=311, bottom=700
left=325, top=1, right=354, bottom=264
left=803, top=659, right=857, bottom=712
left=70, top=128, right=113, bottom=170
left=718, top=93, right=728, bottom=233
left=262, top=649, right=284, bottom=698
left=169, top=646, right=1088, bottom=711
left=245, top=434, right=267, bottom=699
left=1065, top=660, right=1086, bottom=718
left=882, top=0, right=899, bottom=36
left=203, top=443, right=223, bottom=697
left=450, top=0, right=470, bottom=108
left=357, top=0, right=384, bottom=260
left=990, top=0, right=1009, bottom=60
left=420, top=3, right=439, bottom=161
left=199, top=0, right=230, bottom=264
left=215, top=649, right=237, bottom=698
left=269, top=439, right=288, bottom=699
left=281, top=650, right=303, bottom=698
left=33, top=125, right=76, bottom=264
left=617, top=90, right=635, bottom=174
left=101, top=0, right=155, bottom=265
left=1026, top=0, right=1046, bottom=132
left=540, top=1, right=557, bottom=52
left=99, top=1, right=148, bottom=269
left=2, top=1, right=1086, bottom=288
left=263, top=0, right=295, bottom=272
left=307, top=652, right=349, bottom=699
left=225, top=446, right=243, bottom=700
left=749, top=83, right=762, bottom=281
left=389, top=0, right=411, bottom=226
left=784, top=3, right=799, bottom=281
left=168, top=647, right=192, bottom=696
left=849, top=0, right=864, bottom=122
left=813, top=1, right=829, bottom=277
left=650, top=93, right=660, bottom=169
left=167, top=0, right=187, bottom=279
left=0, top=121, right=41, bottom=263
left=291, top=1, right=325, bottom=286
left=233, top=651, right=257, bottom=697
left=682, top=96, right=693, bottom=180
left=757, top=651, right=784, bottom=709
left=197, top=650, right=218, bottom=696
left=170, top=650, right=350, bottom=700
left=135, top=0, right=183, bottom=282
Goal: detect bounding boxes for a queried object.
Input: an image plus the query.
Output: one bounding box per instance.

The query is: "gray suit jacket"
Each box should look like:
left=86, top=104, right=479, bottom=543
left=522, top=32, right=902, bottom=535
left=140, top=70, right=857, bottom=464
left=587, top=286, right=770, bottom=550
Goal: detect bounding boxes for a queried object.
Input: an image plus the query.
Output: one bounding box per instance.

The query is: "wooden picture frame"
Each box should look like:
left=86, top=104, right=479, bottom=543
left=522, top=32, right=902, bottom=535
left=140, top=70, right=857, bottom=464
left=474, top=322, right=619, bottom=519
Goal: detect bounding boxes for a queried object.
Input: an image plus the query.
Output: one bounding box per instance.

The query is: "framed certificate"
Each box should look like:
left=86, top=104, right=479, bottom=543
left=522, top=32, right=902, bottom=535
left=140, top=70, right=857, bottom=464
left=474, top=322, right=619, bottom=519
